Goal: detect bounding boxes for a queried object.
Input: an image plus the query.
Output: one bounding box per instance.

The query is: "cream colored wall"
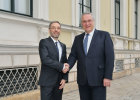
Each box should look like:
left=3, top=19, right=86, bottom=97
left=49, top=0, right=72, bottom=47
left=49, top=0, right=72, bottom=25
left=45, top=30, right=72, bottom=48
left=100, top=0, right=111, bottom=33
left=128, top=0, right=134, bottom=38
left=59, top=30, right=72, bottom=48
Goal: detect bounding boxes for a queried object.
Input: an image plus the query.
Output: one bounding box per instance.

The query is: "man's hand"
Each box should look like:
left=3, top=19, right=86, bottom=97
left=103, top=78, right=111, bottom=87
left=59, top=79, right=66, bottom=89
left=62, top=63, right=69, bottom=73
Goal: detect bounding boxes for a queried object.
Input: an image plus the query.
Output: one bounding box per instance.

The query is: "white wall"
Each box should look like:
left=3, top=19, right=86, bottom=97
left=120, top=0, right=128, bottom=37
left=0, top=19, right=38, bottom=45
left=33, top=0, right=49, bottom=20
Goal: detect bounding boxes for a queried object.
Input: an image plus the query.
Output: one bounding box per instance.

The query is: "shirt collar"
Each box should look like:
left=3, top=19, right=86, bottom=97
left=85, top=28, right=95, bottom=37
left=51, top=37, right=59, bottom=43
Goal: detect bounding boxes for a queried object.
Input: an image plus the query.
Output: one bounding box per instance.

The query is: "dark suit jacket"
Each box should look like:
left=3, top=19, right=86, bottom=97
left=68, top=29, right=114, bottom=86
left=38, top=37, right=68, bottom=87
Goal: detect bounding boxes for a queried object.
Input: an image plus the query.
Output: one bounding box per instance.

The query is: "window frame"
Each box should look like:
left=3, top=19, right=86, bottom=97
left=79, top=0, right=92, bottom=26
left=0, top=0, right=33, bottom=17
left=115, top=0, right=120, bottom=35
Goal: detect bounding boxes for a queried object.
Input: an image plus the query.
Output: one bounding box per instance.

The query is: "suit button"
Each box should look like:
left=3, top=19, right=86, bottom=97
left=98, top=65, right=104, bottom=69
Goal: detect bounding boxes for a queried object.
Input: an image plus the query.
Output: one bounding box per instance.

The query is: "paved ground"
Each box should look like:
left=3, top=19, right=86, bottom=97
left=62, top=72, right=140, bottom=100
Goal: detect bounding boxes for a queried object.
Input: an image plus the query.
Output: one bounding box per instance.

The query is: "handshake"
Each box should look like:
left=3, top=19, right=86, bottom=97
left=62, top=63, right=70, bottom=73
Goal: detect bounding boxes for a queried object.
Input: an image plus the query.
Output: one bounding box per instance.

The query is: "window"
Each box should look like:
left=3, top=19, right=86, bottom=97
left=115, top=0, right=120, bottom=35
left=0, top=0, right=33, bottom=16
left=135, top=0, right=138, bottom=39
left=79, top=0, right=92, bottom=26
left=0, top=66, right=38, bottom=97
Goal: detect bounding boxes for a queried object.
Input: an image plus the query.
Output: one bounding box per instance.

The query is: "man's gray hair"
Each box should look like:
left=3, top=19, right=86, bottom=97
left=81, top=13, right=95, bottom=21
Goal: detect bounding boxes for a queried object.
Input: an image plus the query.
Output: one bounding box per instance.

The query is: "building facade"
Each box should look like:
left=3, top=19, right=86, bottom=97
left=0, top=0, right=140, bottom=100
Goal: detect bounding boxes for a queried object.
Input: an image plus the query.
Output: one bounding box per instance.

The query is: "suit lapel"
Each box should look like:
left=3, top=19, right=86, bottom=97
left=80, top=33, right=86, bottom=55
left=87, top=29, right=98, bottom=56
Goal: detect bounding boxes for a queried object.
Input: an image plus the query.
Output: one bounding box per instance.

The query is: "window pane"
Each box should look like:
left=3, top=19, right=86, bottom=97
left=79, top=0, right=82, bottom=4
left=84, top=0, right=90, bottom=7
left=79, top=5, right=82, bottom=14
left=115, top=3, right=120, bottom=19
left=0, top=0, right=11, bottom=11
left=79, top=5, right=82, bottom=26
left=14, top=0, right=30, bottom=15
left=84, top=7, right=90, bottom=13
left=115, top=0, right=120, bottom=35
left=115, top=20, right=120, bottom=35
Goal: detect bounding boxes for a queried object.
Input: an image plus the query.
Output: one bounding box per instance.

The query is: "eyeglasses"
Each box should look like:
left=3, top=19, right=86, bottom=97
left=82, top=20, right=93, bottom=24
left=50, top=27, right=61, bottom=30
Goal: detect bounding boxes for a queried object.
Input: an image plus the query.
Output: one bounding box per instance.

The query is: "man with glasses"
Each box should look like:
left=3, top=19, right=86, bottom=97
left=38, top=21, right=69, bottom=100
left=67, top=13, right=114, bottom=100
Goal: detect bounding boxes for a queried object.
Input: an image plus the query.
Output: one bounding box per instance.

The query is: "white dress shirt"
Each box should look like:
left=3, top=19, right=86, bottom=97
left=83, top=28, right=95, bottom=53
left=51, top=37, right=62, bottom=62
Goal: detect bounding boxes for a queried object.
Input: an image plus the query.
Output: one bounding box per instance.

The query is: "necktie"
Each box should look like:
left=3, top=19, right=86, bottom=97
left=55, top=42, right=59, bottom=59
left=83, top=34, right=89, bottom=55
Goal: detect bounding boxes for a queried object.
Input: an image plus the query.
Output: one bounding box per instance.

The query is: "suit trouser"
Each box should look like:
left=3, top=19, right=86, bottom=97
left=40, top=85, right=63, bottom=100
left=78, top=85, right=106, bottom=100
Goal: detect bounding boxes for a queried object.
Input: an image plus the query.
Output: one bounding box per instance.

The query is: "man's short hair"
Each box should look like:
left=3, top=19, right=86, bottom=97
left=82, top=12, right=92, bottom=16
left=81, top=13, right=95, bottom=20
left=49, top=21, right=61, bottom=29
